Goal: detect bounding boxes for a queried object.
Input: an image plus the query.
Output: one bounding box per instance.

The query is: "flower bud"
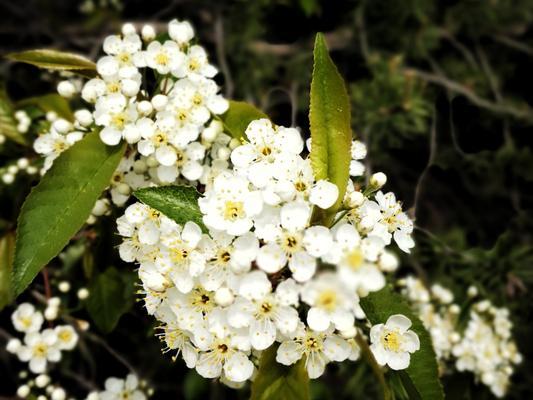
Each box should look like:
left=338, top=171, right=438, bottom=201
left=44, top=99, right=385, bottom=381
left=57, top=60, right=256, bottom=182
left=142, top=25, right=156, bottom=42
left=77, top=288, right=90, bottom=300
left=57, top=81, right=77, bottom=98
left=58, top=281, right=71, bottom=293
left=370, top=172, right=387, bottom=188
left=121, top=23, right=136, bottom=35
left=17, top=385, right=30, bottom=398
left=215, top=287, right=234, bottom=307
left=151, top=94, right=168, bottom=111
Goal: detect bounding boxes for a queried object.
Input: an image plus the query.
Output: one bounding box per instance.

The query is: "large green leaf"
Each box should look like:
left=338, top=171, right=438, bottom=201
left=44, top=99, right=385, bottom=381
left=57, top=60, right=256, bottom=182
left=309, top=33, right=352, bottom=226
left=0, top=232, right=15, bottom=310
left=219, top=100, right=268, bottom=140
left=134, top=186, right=207, bottom=232
left=86, top=267, right=135, bottom=333
left=18, top=94, right=74, bottom=121
left=12, top=132, right=125, bottom=296
left=6, top=50, right=96, bottom=77
left=360, top=286, right=444, bottom=400
left=250, top=345, right=310, bottom=400
left=0, top=83, right=28, bottom=146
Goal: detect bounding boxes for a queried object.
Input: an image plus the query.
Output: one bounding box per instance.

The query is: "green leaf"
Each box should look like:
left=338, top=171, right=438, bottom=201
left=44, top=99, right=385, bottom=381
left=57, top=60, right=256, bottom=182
left=17, top=94, right=74, bottom=121
left=86, top=267, right=135, bottom=333
left=12, top=132, right=125, bottom=296
left=219, top=100, right=268, bottom=140
left=309, top=33, right=352, bottom=226
left=0, top=232, right=15, bottom=310
left=134, top=186, right=207, bottom=233
left=0, top=83, right=28, bottom=145
left=6, top=50, right=96, bottom=77
left=250, top=345, right=310, bottom=400
left=360, top=286, right=444, bottom=400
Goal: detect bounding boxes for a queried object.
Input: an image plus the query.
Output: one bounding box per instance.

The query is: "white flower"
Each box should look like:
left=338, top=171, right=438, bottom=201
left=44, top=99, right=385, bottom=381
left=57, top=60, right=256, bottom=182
left=168, top=19, right=194, bottom=45
left=144, top=40, right=184, bottom=75
left=309, top=180, right=339, bottom=209
left=301, top=272, right=358, bottom=332
left=324, top=223, right=386, bottom=295
left=200, top=171, right=263, bottom=236
left=16, top=329, right=61, bottom=373
left=11, top=303, right=44, bottom=333
left=54, top=325, right=78, bottom=350
left=369, top=314, right=420, bottom=370
left=100, top=374, right=145, bottom=400
left=276, top=324, right=351, bottom=378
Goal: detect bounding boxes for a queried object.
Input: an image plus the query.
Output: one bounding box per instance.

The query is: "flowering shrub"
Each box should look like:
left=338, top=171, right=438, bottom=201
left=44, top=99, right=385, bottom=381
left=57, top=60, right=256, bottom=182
left=0, top=15, right=522, bottom=400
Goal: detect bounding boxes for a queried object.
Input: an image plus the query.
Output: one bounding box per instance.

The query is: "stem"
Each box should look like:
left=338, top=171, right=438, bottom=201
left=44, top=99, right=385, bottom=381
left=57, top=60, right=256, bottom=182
left=355, top=333, right=392, bottom=400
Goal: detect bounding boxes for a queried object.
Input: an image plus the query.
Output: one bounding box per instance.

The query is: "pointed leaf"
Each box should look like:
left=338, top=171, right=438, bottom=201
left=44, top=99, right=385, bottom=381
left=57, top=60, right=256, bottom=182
left=86, top=267, right=135, bottom=333
left=0, top=232, right=15, bottom=310
left=12, top=132, right=125, bottom=296
left=6, top=50, right=96, bottom=77
left=0, top=83, right=28, bottom=145
left=134, top=186, right=207, bottom=232
left=360, top=286, right=444, bottom=400
left=219, top=100, right=268, bottom=140
left=309, top=33, right=352, bottom=225
left=250, top=345, right=310, bottom=400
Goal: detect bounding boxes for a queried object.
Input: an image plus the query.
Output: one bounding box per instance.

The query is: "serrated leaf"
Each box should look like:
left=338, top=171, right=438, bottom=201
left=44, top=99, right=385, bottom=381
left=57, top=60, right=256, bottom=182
left=134, top=186, right=207, bottom=232
left=0, top=83, right=28, bottom=145
left=6, top=49, right=96, bottom=77
left=86, top=267, right=135, bottom=333
left=12, top=132, right=125, bottom=296
left=0, top=232, right=15, bottom=310
left=219, top=100, right=268, bottom=140
left=17, top=94, right=74, bottom=121
left=309, top=33, right=352, bottom=226
left=250, top=345, right=310, bottom=400
left=360, top=286, right=444, bottom=400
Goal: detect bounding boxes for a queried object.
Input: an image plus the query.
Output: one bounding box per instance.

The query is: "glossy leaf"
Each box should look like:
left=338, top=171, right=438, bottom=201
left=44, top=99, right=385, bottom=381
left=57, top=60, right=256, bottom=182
left=309, top=33, right=352, bottom=226
left=6, top=49, right=96, bottom=77
left=86, top=267, right=135, bottom=333
left=250, top=345, right=310, bottom=400
left=0, top=232, right=15, bottom=310
left=134, top=186, right=207, bottom=232
left=12, top=132, right=125, bottom=296
left=360, top=286, right=444, bottom=400
left=219, top=100, right=268, bottom=140
left=0, top=83, right=28, bottom=145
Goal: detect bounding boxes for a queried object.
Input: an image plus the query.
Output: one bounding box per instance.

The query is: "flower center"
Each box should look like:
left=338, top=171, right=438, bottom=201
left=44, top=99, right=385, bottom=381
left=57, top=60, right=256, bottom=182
left=59, top=330, right=72, bottom=342
left=281, top=233, right=302, bottom=254
left=33, top=343, right=47, bottom=357
left=345, top=248, right=363, bottom=270
left=111, top=113, right=127, bottom=129
left=155, top=52, right=169, bottom=66
left=295, top=181, right=307, bottom=192
left=317, top=290, right=337, bottom=311
left=382, top=331, right=402, bottom=352
left=223, top=201, right=245, bottom=221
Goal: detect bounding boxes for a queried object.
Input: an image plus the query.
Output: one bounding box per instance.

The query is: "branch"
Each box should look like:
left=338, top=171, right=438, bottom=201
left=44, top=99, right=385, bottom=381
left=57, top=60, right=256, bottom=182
left=406, top=68, right=533, bottom=122
left=355, top=333, right=392, bottom=400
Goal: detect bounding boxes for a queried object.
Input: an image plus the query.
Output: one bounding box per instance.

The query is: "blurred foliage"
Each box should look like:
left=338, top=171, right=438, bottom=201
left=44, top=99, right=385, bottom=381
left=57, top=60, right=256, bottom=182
left=1, top=0, right=533, bottom=398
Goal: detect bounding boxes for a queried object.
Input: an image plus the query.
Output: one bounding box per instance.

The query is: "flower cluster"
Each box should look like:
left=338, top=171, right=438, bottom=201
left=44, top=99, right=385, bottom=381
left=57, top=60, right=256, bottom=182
left=399, top=277, right=522, bottom=397
left=32, top=20, right=231, bottom=210
left=87, top=374, right=149, bottom=400
left=116, top=117, right=417, bottom=383
left=6, top=302, right=79, bottom=374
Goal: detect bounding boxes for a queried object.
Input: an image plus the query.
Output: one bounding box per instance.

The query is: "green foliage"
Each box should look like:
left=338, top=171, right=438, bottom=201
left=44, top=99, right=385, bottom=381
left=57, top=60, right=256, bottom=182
left=134, top=186, right=207, bottom=232
left=360, top=286, right=444, bottom=400
left=309, top=33, right=352, bottom=226
left=250, top=345, right=310, bottom=400
left=6, top=49, right=96, bottom=77
left=0, top=232, right=14, bottom=310
left=219, top=100, right=268, bottom=140
left=12, top=132, right=125, bottom=296
left=86, top=266, right=136, bottom=333
left=0, top=83, right=27, bottom=145
left=17, top=94, right=74, bottom=121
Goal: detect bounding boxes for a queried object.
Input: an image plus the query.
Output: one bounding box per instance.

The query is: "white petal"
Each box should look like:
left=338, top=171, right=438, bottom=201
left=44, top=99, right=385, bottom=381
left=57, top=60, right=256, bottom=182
left=387, top=352, right=410, bottom=370
left=276, top=341, right=302, bottom=366
left=223, top=352, right=254, bottom=382
left=323, top=336, right=351, bottom=362
left=386, top=314, right=412, bottom=333
left=309, top=180, right=339, bottom=209
left=307, top=307, right=331, bottom=332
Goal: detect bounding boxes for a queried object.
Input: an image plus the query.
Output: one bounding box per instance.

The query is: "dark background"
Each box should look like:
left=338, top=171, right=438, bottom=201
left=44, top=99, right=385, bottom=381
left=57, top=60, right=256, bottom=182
left=1, top=0, right=533, bottom=399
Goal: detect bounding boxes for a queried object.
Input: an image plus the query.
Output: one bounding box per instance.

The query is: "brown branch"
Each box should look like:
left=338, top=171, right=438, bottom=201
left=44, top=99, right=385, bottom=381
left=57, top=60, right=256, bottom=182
left=406, top=68, right=533, bottom=122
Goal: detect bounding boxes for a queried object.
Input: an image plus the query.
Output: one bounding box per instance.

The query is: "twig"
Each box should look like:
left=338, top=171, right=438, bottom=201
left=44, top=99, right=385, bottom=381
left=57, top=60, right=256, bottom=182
left=491, top=34, right=533, bottom=56
left=406, top=68, right=533, bottom=122
left=410, top=106, right=437, bottom=220
left=214, top=12, right=234, bottom=98
left=84, top=331, right=136, bottom=374
left=354, top=333, right=392, bottom=400
left=41, top=268, right=52, bottom=300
